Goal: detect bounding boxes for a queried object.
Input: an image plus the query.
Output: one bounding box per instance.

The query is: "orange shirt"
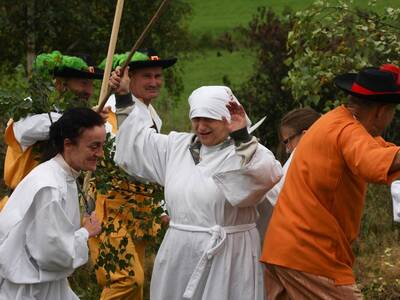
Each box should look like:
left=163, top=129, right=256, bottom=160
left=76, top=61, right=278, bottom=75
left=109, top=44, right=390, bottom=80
left=261, top=105, right=400, bottom=285
left=3, top=121, right=39, bottom=189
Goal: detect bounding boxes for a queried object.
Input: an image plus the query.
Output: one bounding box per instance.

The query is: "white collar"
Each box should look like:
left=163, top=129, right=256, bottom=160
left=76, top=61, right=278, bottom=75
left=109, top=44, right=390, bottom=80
left=53, top=154, right=81, bottom=180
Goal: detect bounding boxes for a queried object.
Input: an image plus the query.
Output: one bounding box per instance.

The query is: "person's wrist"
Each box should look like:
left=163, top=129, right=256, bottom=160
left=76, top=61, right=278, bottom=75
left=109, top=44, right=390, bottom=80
left=230, top=127, right=251, bottom=145
left=115, top=93, right=133, bottom=108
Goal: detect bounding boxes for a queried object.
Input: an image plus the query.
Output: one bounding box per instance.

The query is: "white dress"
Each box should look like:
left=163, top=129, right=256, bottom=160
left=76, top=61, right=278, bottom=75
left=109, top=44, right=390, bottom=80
left=115, top=109, right=282, bottom=300
left=390, top=180, right=400, bottom=222
left=0, top=155, right=89, bottom=300
left=256, top=151, right=294, bottom=243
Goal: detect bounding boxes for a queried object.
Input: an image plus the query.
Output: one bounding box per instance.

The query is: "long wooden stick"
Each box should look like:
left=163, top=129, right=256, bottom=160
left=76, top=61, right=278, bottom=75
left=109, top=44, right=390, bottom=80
left=96, top=0, right=171, bottom=113
left=98, top=0, right=125, bottom=107
left=83, top=0, right=171, bottom=212
left=82, top=0, right=125, bottom=211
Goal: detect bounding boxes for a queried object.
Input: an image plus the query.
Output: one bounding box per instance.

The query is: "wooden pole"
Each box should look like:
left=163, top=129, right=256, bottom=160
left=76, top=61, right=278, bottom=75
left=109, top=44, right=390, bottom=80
left=96, top=0, right=171, bottom=112
left=82, top=0, right=125, bottom=210
left=97, top=0, right=125, bottom=108
left=83, top=0, right=171, bottom=212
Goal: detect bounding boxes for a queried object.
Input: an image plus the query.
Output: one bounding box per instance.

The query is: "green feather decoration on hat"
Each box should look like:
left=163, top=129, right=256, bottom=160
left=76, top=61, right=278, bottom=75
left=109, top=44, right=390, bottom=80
left=98, top=51, right=149, bottom=70
left=33, top=51, right=89, bottom=76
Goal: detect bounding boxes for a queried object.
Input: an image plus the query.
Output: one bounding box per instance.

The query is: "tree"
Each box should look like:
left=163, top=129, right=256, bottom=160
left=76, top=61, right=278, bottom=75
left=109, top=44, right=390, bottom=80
left=284, top=0, right=400, bottom=109
left=232, top=7, right=296, bottom=156
left=235, top=1, right=400, bottom=155
left=0, top=0, right=191, bottom=98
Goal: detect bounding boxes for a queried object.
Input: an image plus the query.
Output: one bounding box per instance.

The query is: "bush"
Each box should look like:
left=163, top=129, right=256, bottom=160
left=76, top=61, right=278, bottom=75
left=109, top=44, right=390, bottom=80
left=232, top=7, right=296, bottom=154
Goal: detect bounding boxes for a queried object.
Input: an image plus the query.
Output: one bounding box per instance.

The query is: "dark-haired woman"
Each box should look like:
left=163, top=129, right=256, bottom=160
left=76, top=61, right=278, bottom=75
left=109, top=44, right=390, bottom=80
left=0, top=107, right=105, bottom=300
left=257, top=107, right=321, bottom=241
left=267, top=107, right=321, bottom=205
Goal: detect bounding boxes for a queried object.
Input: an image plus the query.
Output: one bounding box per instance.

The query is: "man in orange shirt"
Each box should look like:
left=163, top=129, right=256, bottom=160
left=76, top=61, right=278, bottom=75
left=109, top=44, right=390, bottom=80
left=261, top=65, right=400, bottom=299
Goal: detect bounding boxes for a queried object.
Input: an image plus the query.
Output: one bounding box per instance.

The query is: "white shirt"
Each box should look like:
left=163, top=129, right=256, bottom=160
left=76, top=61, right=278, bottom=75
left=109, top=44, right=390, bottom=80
left=12, top=112, right=61, bottom=151
left=0, top=155, right=88, bottom=300
left=390, top=180, right=400, bottom=222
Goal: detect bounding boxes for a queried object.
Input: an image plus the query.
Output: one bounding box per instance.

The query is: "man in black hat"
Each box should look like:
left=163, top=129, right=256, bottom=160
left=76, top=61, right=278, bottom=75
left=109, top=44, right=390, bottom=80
left=88, top=49, right=176, bottom=300
left=1, top=51, right=104, bottom=205
left=261, top=64, right=400, bottom=299
left=52, top=52, right=103, bottom=102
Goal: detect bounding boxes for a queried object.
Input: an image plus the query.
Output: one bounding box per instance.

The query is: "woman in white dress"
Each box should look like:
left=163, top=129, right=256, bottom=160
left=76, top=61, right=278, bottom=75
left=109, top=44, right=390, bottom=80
left=114, top=86, right=283, bottom=300
left=0, top=107, right=104, bottom=300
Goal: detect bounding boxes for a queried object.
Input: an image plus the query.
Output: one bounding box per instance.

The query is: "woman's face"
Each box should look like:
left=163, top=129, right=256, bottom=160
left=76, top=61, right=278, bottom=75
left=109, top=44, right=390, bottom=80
left=281, top=126, right=302, bottom=154
left=191, top=117, right=230, bottom=146
left=64, top=125, right=106, bottom=171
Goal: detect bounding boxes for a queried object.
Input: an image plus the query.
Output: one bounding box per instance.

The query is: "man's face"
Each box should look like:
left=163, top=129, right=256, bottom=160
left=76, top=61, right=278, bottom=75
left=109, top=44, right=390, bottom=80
left=64, top=78, right=94, bottom=101
left=191, top=117, right=230, bottom=146
left=129, top=67, right=163, bottom=103
left=373, top=103, right=397, bottom=136
left=64, top=125, right=106, bottom=171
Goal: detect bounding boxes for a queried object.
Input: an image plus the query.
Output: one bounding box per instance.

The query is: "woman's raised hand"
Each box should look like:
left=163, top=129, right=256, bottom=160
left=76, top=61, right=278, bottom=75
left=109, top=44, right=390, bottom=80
left=223, top=101, right=247, bottom=133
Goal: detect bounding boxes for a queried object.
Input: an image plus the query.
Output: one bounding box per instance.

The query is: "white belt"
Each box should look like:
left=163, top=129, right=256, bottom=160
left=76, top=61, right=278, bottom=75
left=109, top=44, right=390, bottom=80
left=169, top=222, right=256, bottom=299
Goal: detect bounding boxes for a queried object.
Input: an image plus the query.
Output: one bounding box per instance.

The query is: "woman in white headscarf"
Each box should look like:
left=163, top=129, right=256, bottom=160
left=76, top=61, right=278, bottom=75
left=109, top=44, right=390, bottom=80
left=114, top=86, right=282, bottom=300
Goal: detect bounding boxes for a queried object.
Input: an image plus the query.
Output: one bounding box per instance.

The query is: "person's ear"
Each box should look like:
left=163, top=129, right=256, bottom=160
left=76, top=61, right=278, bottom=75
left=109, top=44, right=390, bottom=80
left=54, top=78, right=67, bottom=92
left=63, top=138, right=74, bottom=151
left=375, top=104, right=390, bottom=122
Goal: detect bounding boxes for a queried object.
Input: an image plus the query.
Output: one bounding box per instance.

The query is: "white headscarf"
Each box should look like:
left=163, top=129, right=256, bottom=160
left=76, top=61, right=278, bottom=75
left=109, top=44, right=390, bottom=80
left=188, top=86, right=251, bottom=127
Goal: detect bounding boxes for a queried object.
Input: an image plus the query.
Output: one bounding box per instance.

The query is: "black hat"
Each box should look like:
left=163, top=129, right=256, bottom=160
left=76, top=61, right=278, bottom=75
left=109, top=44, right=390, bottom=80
left=128, top=48, right=177, bottom=70
left=53, top=66, right=103, bottom=80
left=334, top=65, right=400, bottom=103
left=54, top=53, right=103, bottom=79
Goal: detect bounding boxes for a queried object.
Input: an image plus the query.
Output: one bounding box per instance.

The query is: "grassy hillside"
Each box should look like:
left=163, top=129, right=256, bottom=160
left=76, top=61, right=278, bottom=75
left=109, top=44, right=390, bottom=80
left=187, top=0, right=400, bottom=36
left=159, top=0, right=400, bottom=131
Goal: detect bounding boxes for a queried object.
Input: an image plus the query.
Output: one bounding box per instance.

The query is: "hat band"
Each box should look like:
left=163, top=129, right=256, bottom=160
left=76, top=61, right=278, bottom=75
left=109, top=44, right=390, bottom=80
left=351, top=83, right=400, bottom=96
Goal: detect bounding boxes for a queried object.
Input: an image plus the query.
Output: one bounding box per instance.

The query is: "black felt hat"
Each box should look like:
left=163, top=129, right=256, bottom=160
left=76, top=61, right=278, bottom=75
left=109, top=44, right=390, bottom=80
left=334, top=65, right=400, bottom=103
left=128, top=48, right=177, bottom=70
left=53, top=53, right=103, bottom=79
left=53, top=66, right=103, bottom=80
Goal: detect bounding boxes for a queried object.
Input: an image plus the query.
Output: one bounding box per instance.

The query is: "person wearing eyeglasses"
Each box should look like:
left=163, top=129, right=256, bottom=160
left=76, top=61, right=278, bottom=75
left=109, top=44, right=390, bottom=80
left=256, top=107, right=320, bottom=240
left=267, top=107, right=321, bottom=205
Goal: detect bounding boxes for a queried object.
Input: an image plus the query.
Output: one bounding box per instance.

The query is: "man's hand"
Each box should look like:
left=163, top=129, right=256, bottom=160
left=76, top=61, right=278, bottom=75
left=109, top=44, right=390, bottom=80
left=109, top=66, right=130, bottom=95
left=82, top=212, right=102, bottom=237
left=223, top=100, right=247, bottom=132
left=92, top=105, right=111, bottom=123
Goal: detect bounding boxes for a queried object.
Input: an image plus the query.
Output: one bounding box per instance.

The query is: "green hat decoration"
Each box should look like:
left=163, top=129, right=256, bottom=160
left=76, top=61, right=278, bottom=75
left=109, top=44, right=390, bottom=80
left=33, top=51, right=89, bottom=76
left=98, top=51, right=150, bottom=70
left=32, top=51, right=103, bottom=79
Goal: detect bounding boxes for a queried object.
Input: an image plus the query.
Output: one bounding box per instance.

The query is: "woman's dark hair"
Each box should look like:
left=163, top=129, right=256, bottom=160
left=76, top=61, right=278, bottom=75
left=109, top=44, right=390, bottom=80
left=280, top=107, right=321, bottom=138
left=42, top=107, right=104, bottom=161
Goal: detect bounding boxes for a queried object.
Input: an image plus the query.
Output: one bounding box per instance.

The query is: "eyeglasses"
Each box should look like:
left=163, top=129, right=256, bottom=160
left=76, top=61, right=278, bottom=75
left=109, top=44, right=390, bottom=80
left=282, top=132, right=299, bottom=145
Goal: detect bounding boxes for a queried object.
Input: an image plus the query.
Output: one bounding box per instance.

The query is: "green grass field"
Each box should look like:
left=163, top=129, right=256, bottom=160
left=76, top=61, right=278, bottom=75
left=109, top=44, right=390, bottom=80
left=159, top=0, right=400, bottom=131
left=187, top=0, right=400, bottom=36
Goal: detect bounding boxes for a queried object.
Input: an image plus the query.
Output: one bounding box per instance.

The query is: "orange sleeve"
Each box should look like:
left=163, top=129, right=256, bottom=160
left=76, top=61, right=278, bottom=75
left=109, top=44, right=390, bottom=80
left=4, top=121, right=22, bottom=152
left=339, top=123, right=400, bottom=184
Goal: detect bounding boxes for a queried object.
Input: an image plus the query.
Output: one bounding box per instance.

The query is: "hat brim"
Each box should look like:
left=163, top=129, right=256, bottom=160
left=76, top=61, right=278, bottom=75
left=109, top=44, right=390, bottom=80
left=128, top=58, right=177, bottom=70
left=54, top=67, right=104, bottom=80
left=335, top=73, right=400, bottom=103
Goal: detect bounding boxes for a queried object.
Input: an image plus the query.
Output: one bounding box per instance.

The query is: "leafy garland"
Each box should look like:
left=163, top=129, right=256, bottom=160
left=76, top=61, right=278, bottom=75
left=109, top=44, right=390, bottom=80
left=0, top=71, right=89, bottom=122
left=91, top=133, right=164, bottom=285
